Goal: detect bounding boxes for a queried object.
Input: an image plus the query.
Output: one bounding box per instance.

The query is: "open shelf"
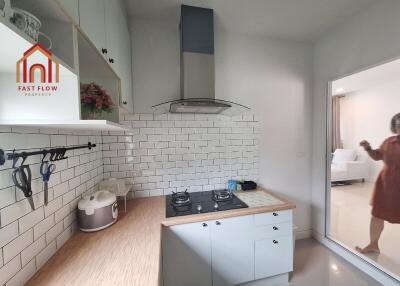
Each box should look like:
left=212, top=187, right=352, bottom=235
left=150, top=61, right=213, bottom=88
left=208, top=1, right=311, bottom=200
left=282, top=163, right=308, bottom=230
left=78, top=30, right=121, bottom=124
left=5, top=0, right=77, bottom=71
left=0, top=120, right=132, bottom=132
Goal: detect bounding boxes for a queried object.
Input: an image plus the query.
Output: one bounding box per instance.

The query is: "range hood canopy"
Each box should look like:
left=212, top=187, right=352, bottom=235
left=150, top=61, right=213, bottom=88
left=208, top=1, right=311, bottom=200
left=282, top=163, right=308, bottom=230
left=152, top=98, right=250, bottom=115
left=152, top=5, right=250, bottom=116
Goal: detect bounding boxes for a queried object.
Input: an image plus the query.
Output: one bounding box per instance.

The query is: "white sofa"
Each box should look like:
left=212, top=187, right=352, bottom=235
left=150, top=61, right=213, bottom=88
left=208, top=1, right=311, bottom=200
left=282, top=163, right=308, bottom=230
left=331, top=149, right=369, bottom=182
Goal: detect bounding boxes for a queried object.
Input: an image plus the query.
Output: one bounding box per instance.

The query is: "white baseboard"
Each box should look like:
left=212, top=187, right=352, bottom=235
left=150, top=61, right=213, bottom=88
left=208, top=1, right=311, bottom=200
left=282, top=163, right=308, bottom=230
left=312, top=231, right=400, bottom=285
left=295, top=229, right=312, bottom=240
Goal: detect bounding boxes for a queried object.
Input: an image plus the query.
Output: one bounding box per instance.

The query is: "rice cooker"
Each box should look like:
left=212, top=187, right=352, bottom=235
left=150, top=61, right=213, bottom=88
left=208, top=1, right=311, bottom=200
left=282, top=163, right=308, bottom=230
left=78, top=190, right=118, bottom=232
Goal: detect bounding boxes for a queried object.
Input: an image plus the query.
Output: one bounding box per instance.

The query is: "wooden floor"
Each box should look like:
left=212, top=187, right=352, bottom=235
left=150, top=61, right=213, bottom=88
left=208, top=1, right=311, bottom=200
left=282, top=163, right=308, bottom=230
left=26, top=196, right=165, bottom=286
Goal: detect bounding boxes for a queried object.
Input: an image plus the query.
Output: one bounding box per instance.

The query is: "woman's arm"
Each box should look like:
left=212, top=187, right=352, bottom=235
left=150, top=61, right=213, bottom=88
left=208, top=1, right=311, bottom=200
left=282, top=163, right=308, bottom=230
left=365, top=148, right=383, bottom=161
left=360, top=140, right=383, bottom=161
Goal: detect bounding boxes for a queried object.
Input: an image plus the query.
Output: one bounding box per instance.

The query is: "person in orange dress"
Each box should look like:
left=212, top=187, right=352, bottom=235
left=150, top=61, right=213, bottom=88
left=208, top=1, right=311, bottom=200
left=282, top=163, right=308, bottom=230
left=356, top=113, right=400, bottom=254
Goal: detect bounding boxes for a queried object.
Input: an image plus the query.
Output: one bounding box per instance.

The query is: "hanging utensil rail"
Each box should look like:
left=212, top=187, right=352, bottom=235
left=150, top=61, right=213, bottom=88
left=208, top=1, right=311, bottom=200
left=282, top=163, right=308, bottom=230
left=0, top=142, right=96, bottom=167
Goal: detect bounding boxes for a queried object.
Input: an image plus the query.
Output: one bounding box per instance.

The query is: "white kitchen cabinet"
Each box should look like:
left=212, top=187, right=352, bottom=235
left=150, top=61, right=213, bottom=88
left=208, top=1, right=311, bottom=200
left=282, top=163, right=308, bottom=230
left=114, top=6, right=134, bottom=113
left=79, top=0, right=107, bottom=56
left=104, top=0, right=120, bottom=66
left=163, top=221, right=212, bottom=286
left=162, top=210, right=294, bottom=286
left=255, top=235, right=293, bottom=280
left=79, top=0, right=134, bottom=113
left=211, top=215, right=255, bottom=286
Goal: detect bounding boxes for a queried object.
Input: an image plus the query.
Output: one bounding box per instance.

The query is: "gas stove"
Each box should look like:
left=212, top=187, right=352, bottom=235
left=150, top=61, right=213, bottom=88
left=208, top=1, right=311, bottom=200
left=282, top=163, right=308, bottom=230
left=166, top=189, right=248, bottom=218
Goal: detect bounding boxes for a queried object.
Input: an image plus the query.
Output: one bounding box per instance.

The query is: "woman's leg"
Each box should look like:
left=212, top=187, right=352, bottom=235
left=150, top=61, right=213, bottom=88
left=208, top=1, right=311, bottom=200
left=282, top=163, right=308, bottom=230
left=356, top=216, right=384, bottom=253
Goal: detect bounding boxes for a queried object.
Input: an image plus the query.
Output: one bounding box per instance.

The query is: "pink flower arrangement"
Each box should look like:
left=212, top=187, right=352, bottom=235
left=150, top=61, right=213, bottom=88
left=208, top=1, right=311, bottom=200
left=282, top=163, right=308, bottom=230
left=80, top=82, right=114, bottom=116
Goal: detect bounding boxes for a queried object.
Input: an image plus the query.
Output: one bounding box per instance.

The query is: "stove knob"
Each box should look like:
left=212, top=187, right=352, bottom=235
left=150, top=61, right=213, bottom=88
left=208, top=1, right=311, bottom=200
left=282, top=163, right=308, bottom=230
left=202, top=223, right=208, bottom=227
left=196, top=204, right=203, bottom=212
left=215, top=221, right=221, bottom=226
left=214, top=202, right=219, bottom=209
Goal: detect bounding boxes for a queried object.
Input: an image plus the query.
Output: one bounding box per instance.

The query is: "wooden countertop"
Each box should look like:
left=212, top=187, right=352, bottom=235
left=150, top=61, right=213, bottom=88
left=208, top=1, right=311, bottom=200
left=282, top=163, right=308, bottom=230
left=26, top=188, right=295, bottom=286
left=26, top=197, right=165, bottom=286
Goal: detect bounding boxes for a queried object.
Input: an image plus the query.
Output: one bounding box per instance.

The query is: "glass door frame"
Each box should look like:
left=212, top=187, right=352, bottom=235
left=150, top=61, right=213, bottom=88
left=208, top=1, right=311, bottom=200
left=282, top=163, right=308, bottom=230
left=324, top=64, right=400, bottom=282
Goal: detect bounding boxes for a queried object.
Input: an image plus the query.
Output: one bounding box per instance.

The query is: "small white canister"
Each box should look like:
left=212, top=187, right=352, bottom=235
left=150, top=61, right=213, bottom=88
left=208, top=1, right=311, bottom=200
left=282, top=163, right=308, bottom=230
left=78, top=190, right=118, bottom=232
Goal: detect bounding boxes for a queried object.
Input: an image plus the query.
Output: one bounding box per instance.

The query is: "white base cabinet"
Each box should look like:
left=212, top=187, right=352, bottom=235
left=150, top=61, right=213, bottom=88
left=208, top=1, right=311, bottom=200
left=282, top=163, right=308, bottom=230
left=211, top=216, right=254, bottom=286
left=163, top=221, right=212, bottom=286
left=162, top=210, right=293, bottom=286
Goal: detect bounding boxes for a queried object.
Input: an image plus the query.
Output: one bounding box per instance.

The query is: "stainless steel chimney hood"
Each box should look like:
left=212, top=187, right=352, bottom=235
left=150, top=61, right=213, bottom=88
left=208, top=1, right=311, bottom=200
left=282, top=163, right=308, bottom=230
left=152, top=5, right=250, bottom=115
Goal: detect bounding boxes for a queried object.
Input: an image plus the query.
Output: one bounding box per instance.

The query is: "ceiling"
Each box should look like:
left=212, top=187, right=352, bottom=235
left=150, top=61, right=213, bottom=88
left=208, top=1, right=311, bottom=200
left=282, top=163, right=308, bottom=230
left=123, top=0, right=376, bottom=43
left=332, top=59, right=400, bottom=96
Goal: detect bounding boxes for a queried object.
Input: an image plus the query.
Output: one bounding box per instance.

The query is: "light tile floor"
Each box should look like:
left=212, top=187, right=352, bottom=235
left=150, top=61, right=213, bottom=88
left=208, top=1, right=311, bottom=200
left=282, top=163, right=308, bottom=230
left=330, top=183, right=400, bottom=277
left=292, top=239, right=382, bottom=286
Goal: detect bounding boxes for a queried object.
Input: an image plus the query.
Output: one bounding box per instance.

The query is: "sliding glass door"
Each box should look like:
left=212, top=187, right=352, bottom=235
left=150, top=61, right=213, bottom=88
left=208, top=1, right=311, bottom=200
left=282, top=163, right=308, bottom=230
left=326, top=58, right=400, bottom=280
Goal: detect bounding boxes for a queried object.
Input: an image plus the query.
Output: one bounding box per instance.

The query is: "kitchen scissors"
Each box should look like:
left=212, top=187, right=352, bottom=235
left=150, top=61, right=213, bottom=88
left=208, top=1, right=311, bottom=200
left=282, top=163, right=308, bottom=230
left=40, top=161, right=56, bottom=206
left=12, top=165, right=35, bottom=210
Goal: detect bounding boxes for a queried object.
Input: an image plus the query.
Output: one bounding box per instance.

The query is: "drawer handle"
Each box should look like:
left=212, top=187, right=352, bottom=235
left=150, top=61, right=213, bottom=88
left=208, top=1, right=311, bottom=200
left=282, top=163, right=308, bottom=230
left=273, top=240, right=279, bottom=244
left=215, top=221, right=221, bottom=226
left=202, top=223, right=208, bottom=227
left=273, top=226, right=278, bottom=230
left=273, top=212, right=278, bottom=216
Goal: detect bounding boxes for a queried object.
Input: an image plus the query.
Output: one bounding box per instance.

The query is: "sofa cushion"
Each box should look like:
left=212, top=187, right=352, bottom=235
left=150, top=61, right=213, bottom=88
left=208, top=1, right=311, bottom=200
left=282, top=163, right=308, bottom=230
left=332, top=149, right=357, bottom=164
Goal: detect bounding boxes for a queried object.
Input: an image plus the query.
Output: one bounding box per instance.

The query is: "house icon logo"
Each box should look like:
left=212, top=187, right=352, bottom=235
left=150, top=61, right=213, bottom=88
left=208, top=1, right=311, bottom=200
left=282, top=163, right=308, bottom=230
left=16, top=43, right=59, bottom=84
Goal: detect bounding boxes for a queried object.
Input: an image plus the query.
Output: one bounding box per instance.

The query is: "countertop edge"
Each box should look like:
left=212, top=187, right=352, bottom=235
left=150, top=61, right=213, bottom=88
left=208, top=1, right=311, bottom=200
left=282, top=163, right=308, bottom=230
left=162, top=188, right=296, bottom=226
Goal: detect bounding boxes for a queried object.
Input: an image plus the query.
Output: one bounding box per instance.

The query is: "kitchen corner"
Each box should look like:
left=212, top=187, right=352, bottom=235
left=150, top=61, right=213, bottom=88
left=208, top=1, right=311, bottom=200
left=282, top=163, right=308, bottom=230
left=25, top=188, right=295, bottom=286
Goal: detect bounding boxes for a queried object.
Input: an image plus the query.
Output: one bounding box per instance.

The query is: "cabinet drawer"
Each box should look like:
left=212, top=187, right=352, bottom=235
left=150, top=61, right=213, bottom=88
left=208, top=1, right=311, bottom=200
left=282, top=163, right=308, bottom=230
left=254, top=210, right=292, bottom=226
left=254, top=222, right=292, bottom=240
left=255, top=235, right=293, bottom=280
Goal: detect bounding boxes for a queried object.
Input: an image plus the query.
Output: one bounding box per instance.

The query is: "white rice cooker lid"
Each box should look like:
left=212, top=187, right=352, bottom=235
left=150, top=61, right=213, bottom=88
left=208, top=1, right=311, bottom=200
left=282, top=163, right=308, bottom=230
left=78, top=190, right=116, bottom=212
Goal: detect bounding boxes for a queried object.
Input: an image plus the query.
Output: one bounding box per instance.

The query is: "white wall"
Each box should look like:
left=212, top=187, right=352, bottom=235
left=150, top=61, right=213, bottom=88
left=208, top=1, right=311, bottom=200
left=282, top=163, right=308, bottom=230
left=312, top=0, right=400, bottom=238
left=129, top=18, right=313, bottom=238
left=339, top=81, right=400, bottom=181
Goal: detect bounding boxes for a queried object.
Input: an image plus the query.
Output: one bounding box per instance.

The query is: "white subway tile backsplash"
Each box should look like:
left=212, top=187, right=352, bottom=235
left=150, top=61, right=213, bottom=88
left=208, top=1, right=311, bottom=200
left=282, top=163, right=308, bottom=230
left=21, top=235, right=46, bottom=267
left=0, top=187, right=16, bottom=209
left=36, top=241, right=56, bottom=270
left=56, top=226, right=72, bottom=249
left=45, top=221, right=63, bottom=244
left=5, top=258, right=36, bottom=286
left=18, top=207, right=44, bottom=233
left=54, top=205, right=70, bottom=223
left=3, top=229, right=33, bottom=263
left=0, top=222, right=18, bottom=248
left=0, top=255, right=21, bottom=285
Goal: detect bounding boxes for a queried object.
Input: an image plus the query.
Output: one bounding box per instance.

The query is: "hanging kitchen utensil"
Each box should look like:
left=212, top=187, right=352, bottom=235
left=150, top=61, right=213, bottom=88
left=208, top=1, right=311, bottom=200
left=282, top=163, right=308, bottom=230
left=12, top=165, right=35, bottom=210
left=40, top=160, right=55, bottom=206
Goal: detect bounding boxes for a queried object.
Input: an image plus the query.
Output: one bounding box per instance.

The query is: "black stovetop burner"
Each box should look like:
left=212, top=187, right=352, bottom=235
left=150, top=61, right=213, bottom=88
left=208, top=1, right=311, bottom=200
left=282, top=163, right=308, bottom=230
left=166, top=189, right=248, bottom=218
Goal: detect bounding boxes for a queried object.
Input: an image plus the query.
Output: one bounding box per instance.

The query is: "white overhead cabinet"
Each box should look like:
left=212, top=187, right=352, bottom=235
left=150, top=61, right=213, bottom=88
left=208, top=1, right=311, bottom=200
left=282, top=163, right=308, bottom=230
left=79, top=0, right=107, bottom=56
left=79, top=0, right=134, bottom=113
left=163, top=211, right=294, bottom=286
left=56, top=0, right=79, bottom=25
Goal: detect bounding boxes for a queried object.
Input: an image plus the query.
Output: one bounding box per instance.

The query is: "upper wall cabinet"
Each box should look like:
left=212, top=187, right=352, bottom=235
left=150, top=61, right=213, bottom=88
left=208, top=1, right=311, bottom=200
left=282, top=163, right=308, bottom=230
left=79, top=0, right=107, bottom=56
left=79, top=0, right=134, bottom=113
left=56, top=0, right=79, bottom=25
